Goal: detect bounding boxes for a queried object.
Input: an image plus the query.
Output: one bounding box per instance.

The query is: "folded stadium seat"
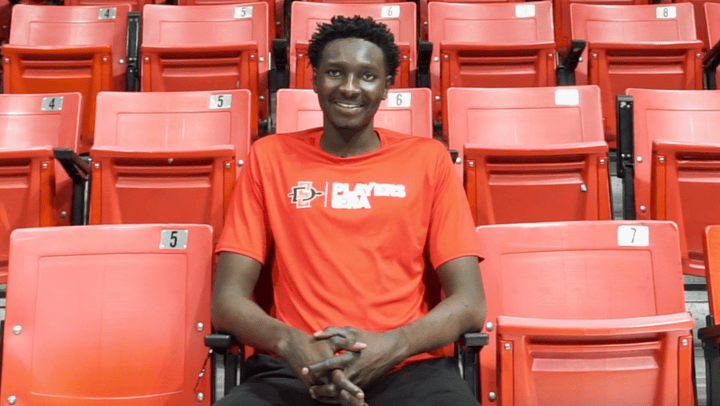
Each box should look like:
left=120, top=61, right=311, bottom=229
left=475, top=220, right=695, bottom=406
left=447, top=86, right=611, bottom=225
left=570, top=3, right=704, bottom=147
left=617, top=88, right=720, bottom=276
left=0, top=223, right=214, bottom=405
left=141, top=3, right=270, bottom=139
left=419, top=0, right=522, bottom=41
left=676, top=0, right=720, bottom=50
left=0, top=92, right=82, bottom=286
left=64, top=0, right=155, bottom=12
left=2, top=5, right=131, bottom=152
left=553, top=0, right=645, bottom=51
left=88, top=90, right=251, bottom=244
left=426, top=1, right=556, bottom=140
left=275, top=88, right=433, bottom=137
left=176, top=0, right=277, bottom=40
left=700, top=225, right=720, bottom=406
left=0, top=0, right=10, bottom=46
left=286, top=1, right=417, bottom=89
left=705, top=3, right=720, bottom=89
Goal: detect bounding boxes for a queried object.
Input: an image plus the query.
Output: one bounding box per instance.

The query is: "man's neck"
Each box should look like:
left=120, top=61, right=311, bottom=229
left=320, top=125, right=380, bottom=158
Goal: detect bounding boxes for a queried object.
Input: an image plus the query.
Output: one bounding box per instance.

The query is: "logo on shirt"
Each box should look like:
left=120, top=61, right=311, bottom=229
left=288, top=181, right=324, bottom=208
left=288, top=181, right=406, bottom=209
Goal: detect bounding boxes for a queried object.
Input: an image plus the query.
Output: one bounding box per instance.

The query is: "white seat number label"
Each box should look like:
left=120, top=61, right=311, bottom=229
left=160, top=229, right=188, bottom=249
left=515, top=4, right=536, bottom=18
left=41, top=97, right=63, bottom=111
left=381, top=6, right=400, bottom=18
left=98, top=8, right=116, bottom=20
left=656, top=6, right=676, bottom=19
left=386, top=92, right=411, bottom=108
left=210, top=94, right=232, bottom=109
left=618, top=225, right=649, bottom=247
left=235, top=6, right=253, bottom=19
left=555, top=89, right=580, bottom=106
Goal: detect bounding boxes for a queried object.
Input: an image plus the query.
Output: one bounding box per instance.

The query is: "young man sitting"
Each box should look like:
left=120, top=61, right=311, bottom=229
left=212, top=15, right=486, bottom=406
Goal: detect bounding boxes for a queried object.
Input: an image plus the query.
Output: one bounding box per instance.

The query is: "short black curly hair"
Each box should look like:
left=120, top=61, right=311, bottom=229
left=307, top=15, right=400, bottom=84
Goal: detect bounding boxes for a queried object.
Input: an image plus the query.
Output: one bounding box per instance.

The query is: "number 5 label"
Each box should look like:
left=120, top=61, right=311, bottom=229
left=210, top=94, right=232, bottom=109
left=386, top=92, right=411, bottom=108
left=617, top=225, right=649, bottom=247
left=160, top=229, right=188, bottom=250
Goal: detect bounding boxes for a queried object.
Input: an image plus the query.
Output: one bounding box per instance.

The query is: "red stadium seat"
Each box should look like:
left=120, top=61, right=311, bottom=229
left=176, top=0, right=277, bottom=40
left=553, top=0, right=645, bottom=50
left=619, top=88, right=720, bottom=276
left=700, top=225, right=720, bottom=406
left=571, top=3, right=704, bottom=147
left=275, top=88, right=433, bottom=137
left=427, top=1, right=556, bottom=138
left=0, top=92, right=82, bottom=285
left=476, top=220, right=694, bottom=406
left=420, top=0, right=522, bottom=41
left=64, top=0, right=156, bottom=12
left=140, top=3, right=270, bottom=139
left=2, top=4, right=130, bottom=151
left=677, top=0, right=720, bottom=50
left=447, top=86, right=611, bottom=225
left=0, top=223, right=213, bottom=405
left=88, top=90, right=251, bottom=243
left=287, top=1, right=417, bottom=89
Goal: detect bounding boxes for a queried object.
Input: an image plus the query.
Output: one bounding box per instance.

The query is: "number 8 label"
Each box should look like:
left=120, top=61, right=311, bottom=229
left=386, top=92, right=411, bottom=108
left=656, top=6, right=676, bottom=19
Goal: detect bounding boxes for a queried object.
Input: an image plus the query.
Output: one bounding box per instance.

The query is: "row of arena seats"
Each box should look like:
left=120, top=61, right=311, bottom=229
left=3, top=2, right=720, bottom=146
left=6, top=220, right=720, bottom=405
left=1, top=85, right=719, bottom=282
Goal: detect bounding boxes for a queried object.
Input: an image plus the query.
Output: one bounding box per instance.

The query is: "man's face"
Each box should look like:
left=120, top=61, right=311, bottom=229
left=313, top=37, right=392, bottom=133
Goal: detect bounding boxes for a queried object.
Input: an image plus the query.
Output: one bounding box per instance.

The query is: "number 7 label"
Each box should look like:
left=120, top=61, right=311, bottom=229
left=617, top=225, right=649, bottom=247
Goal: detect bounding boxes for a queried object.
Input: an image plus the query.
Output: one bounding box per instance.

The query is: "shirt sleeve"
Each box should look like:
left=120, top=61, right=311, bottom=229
left=215, top=145, right=271, bottom=264
left=426, top=145, right=483, bottom=269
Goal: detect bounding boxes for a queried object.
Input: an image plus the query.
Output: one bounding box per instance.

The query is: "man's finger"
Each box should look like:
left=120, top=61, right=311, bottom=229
left=303, top=351, right=357, bottom=378
left=313, top=327, right=351, bottom=340
left=332, top=370, right=366, bottom=406
left=310, top=384, right=338, bottom=403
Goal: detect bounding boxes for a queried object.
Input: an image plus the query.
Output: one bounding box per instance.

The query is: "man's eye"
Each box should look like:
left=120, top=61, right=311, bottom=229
left=327, top=69, right=340, bottom=77
left=363, top=72, right=376, bottom=81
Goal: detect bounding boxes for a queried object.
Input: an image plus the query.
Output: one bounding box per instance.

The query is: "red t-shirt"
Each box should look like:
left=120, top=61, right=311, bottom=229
left=216, top=127, right=482, bottom=366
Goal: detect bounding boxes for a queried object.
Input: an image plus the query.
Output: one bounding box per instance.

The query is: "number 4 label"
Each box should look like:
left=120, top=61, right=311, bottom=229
left=160, top=229, right=188, bottom=249
left=386, top=92, right=411, bottom=108
left=381, top=5, right=400, bottom=19
left=617, top=225, right=649, bottom=247
left=41, top=97, right=63, bottom=111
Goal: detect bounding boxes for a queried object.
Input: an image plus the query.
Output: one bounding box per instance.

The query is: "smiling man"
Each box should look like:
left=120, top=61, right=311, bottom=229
left=211, top=16, right=486, bottom=406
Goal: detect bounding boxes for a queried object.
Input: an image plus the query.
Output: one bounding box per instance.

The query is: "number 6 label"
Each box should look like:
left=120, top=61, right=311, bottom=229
left=386, top=92, right=411, bottom=108
left=160, top=229, right=188, bottom=250
left=381, top=5, right=400, bottom=19
left=617, top=225, right=649, bottom=247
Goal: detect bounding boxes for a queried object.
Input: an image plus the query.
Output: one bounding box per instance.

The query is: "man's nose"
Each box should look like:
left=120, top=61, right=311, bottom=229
left=339, top=73, right=360, bottom=95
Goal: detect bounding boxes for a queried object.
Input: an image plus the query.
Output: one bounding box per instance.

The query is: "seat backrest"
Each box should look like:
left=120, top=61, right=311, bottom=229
left=447, top=86, right=605, bottom=170
left=175, top=0, right=276, bottom=38
left=676, top=0, right=720, bottom=49
left=627, top=87, right=720, bottom=276
left=475, top=220, right=688, bottom=406
left=89, top=90, right=251, bottom=237
left=3, top=4, right=130, bottom=150
left=0, top=92, right=82, bottom=284
left=288, top=1, right=417, bottom=89
left=553, top=0, right=645, bottom=49
left=63, top=0, right=154, bottom=12
left=571, top=3, right=702, bottom=147
left=427, top=1, right=556, bottom=135
left=7, top=4, right=129, bottom=85
left=275, top=88, right=433, bottom=137
left=707, top=2, right=720, bottom=48
left=0, top=223, right=213, bottom=405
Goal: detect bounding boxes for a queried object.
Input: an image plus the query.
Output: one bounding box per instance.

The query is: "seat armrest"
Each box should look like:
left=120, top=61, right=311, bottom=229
left=417, top=40, right=432, bottom=88
left=455, top=332, right=488, bottom=401
left=272, top=38, right=288, bottom=90
left=205, top=332, right=244, bottom=396
left=703, top=39, right=720, bottom=89
left=53, top=148, right=91, bottom=225
left=557, top=39, right=586, bottom=86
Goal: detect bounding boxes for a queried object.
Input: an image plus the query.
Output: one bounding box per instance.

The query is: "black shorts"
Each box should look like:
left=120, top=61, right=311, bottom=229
left=214, top=354, right=479, bottom=406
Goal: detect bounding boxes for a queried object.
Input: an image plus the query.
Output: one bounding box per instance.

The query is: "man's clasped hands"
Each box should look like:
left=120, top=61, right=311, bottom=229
left=276, top=326, right=411, bottom=406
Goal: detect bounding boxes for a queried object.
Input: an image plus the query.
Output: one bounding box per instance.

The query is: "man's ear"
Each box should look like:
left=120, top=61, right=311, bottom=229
left=382, top=75, right=392, bottom=99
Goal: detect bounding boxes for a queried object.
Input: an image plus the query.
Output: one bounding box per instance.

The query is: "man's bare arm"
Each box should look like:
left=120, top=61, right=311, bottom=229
left=212, top=251, right=366, bottom=393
